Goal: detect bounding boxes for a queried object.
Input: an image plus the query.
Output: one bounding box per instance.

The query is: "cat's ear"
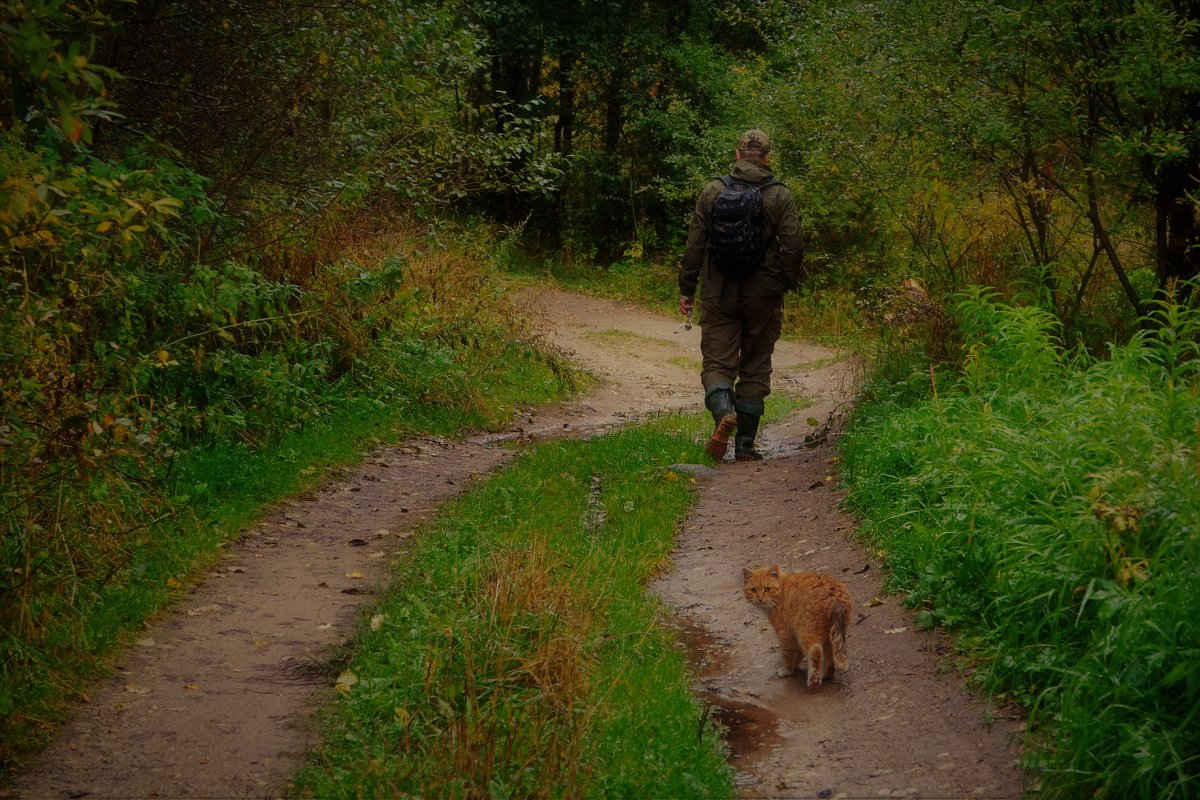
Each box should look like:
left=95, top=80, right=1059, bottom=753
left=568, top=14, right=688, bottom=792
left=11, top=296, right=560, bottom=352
left=742, top=567, right=753, bottom=580
left=768, top=564, right=781, bottom=578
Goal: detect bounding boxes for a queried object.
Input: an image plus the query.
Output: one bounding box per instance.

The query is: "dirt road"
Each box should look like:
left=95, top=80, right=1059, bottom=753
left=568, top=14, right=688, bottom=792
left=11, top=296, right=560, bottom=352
left=10, top=286, right=1023, bottom=799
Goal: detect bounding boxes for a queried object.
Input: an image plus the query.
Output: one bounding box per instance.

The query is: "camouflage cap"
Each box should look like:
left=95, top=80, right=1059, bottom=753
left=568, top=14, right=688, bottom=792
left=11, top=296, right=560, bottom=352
left=738, top=129, right=771, bottom=154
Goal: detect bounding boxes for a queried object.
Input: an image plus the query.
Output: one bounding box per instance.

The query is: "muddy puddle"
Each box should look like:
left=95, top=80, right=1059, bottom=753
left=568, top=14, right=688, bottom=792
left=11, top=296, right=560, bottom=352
left=668, top=613, right=785, bottom=793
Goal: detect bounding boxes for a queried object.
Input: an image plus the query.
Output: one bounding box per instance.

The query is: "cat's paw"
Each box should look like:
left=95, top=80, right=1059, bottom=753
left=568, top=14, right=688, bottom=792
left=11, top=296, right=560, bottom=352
left=807, top=673, right=823, bottom=689
left=776, top=665, right=795, bottom=678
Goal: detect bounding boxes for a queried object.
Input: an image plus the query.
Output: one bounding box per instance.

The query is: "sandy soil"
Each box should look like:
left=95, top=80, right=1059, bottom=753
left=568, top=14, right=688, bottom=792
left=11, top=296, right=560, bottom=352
left=8, top=286, right=1024, bottom=799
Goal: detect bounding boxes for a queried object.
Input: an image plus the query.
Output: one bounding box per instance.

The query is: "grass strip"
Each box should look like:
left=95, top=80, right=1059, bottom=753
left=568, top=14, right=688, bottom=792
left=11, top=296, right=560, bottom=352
left=293, top=413, right=735, bottom=799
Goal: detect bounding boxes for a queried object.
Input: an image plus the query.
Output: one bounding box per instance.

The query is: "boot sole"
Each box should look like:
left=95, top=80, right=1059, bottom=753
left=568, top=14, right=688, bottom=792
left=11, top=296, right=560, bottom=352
left=705, top=414, right=737, bottom=460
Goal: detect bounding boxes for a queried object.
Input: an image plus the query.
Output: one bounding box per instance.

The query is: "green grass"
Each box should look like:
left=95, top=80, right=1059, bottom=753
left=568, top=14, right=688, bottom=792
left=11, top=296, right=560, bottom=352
left=293, top=413, right=734, bottom=798
left=0, top=333, right=575, bottom=776
left=840, top=288, right=1200, bottom=798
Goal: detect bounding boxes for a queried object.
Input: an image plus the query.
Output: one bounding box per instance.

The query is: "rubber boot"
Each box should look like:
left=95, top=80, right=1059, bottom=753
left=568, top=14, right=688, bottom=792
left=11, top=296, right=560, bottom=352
left=704, top=385, right=737, bottom=460
left=735, top=411, right=764, bottom=461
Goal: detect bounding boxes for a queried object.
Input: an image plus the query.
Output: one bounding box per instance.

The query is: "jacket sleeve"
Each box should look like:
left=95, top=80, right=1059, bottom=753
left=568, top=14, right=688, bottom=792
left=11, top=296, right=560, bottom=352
left=771, top=188, right=804, bottom=291
left=678, top=185, right=713, bottom=296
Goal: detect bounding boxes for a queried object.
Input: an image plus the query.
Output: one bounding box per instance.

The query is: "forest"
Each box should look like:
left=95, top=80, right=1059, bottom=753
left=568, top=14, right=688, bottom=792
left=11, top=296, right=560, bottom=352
left=2, top=0, right=1199, bottom=797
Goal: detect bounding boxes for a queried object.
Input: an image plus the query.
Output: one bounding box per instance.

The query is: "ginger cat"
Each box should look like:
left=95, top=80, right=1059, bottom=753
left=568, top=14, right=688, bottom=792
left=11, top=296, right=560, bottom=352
left=742, top=565, right=852, bottom=688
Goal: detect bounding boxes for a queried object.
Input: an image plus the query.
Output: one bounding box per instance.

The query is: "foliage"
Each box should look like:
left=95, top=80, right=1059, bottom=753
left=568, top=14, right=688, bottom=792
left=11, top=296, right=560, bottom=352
left=1, top=0, right=120, bottom=143
left=294, top=419, right=733, bottom=798
left=841, top=288, right=1200, bottom=797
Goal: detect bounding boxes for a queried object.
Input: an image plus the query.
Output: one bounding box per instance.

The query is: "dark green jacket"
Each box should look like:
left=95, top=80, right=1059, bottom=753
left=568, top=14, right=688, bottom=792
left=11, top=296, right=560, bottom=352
left=678, top=160, right=804, bottom=299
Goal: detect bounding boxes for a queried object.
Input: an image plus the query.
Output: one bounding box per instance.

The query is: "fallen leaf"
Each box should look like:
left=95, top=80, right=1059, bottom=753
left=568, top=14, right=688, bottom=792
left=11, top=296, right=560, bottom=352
left=863, top=597, right=884, bottom=607
left=370, top=614, right=385, bottom=632
left=884, top=627, right=908, bottom=634
left=135, top=637, right=157, bottom=648
left=318, top=623, right=332, bottom=630
left=345, top=570, right=365, bottom=579
left=184, top=683, right=199, bottom=691
left=335, top=670, right=357, bottom=694
left=187, top=604, right=223, bottom=616
left=124, top=683, right=150, bottom=694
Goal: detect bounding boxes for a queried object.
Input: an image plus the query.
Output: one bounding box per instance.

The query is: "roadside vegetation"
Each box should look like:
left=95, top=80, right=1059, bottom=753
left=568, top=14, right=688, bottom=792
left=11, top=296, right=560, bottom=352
left=841, top=289, right=1200, bottom=798
left=0, top=217, right=574, bottom=766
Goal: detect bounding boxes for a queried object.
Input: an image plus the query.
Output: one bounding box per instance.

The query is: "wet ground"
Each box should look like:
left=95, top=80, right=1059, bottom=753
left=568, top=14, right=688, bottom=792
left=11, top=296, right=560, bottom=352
left=650, top=441, right=1025, bottom=799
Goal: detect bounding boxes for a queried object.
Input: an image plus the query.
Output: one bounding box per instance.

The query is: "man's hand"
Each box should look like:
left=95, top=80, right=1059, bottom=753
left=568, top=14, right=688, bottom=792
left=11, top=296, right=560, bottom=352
left=678, top=295, right=694, bottom=317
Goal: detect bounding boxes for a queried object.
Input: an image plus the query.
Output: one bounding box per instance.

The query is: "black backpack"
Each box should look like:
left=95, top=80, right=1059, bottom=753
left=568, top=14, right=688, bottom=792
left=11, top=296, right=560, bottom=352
left=708, top=175, right=781, bottom=280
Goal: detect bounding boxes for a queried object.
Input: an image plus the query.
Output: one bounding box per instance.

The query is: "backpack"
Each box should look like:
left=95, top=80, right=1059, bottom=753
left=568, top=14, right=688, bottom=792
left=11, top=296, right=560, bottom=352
left=707, top=175, right=781, bottom=281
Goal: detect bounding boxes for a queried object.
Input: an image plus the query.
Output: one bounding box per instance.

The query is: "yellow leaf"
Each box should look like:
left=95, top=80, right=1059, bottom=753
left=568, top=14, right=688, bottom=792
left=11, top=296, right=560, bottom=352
left=74, top=55, right=88, bottom=69
left=318, top=50, right=330, bottom=66
left=184, top=683, right=199, bottom=691
left=345, top=570, right=364, bottom=579
left=335, top=670, right=357, bottom=694
left=97, top=219, right=112, bottom=233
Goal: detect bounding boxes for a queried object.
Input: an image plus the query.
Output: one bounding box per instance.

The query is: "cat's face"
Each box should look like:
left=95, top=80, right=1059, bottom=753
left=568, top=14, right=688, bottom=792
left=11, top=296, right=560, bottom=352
left=742, top=565, right=783, bottom=608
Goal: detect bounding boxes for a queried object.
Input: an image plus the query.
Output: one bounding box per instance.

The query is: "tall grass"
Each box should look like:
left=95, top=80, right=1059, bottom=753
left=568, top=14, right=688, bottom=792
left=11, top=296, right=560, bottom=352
left=841, top=286, right=1200, bottom=798
left=294, top=415, right=734, bottom=798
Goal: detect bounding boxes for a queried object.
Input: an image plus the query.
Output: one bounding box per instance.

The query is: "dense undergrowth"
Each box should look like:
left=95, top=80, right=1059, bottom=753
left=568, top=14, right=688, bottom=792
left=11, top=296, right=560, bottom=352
left=294, top=416, right=733, bottom=799
left=841, top=288, right=1200, bottom=798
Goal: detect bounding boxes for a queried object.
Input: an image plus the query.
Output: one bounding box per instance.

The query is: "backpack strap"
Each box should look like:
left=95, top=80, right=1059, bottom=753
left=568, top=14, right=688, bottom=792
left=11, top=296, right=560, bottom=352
left=717, top=176, right=784, bottom=190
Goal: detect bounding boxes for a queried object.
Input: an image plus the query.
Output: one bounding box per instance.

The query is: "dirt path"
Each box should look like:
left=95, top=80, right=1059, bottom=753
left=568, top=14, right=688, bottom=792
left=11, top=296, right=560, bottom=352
left=10, top=287, right=1023, bottom=799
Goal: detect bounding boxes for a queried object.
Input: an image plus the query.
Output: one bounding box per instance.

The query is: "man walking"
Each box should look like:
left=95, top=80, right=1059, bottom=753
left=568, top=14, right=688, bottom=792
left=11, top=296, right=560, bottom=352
left=678, top=129, right=804, bottom=461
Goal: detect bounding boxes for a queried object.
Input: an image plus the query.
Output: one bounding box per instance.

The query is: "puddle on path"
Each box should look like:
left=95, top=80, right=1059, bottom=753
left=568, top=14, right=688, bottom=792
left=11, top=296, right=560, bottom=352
left=667, top=613, right=784, bottom=793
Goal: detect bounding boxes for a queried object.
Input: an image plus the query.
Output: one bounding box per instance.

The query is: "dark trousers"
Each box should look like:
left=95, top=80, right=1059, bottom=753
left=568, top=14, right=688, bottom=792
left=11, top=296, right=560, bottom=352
left=699, top=294, right=784, bottom=405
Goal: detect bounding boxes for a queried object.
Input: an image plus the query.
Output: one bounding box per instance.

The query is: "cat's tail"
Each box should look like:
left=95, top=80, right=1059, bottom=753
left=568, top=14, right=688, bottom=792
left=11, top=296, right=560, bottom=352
left=830, top=601, right=849, bottom=672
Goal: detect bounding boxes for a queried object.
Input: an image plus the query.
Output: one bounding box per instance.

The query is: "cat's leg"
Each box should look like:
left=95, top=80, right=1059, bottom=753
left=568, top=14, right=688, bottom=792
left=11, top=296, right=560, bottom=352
left=821, top=636, right=837, bottom=679
left=803, top=636, right=826, bottom=688
left=772, top=615, right=799, bottom=677
left=777, top=635, right=800, bottom=677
